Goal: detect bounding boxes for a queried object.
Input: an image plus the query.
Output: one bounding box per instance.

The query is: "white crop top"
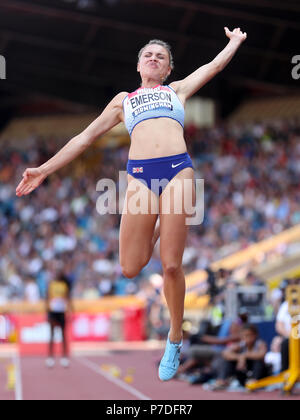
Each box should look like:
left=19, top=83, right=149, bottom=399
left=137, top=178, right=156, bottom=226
left=123, top=84, right=185, bottom=136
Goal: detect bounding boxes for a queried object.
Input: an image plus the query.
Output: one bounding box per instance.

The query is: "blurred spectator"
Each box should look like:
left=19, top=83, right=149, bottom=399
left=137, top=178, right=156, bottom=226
left=204, top=268, right=232, bottom=305
left=265, top=336, right=283, bottom=375
left=211, top=324, right=268, bottom=390
left=270, top=279, right=289, bottom=315
left=177, top=310, right=249, bottom=379
left=180, top=320, right=193, bottom=362
left=245, top=272, right=265, bottom=287
left=46, top=273, right=73, bottom=368
left=24, top=277, right=40, bottom=303
left=275, top=277, right=300, bottom=372
left=276, top=297, right=292, bottom=372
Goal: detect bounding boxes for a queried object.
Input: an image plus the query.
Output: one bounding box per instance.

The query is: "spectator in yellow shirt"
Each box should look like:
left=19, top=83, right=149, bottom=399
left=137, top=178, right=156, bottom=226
left=46, top=274, right=72, bottom=368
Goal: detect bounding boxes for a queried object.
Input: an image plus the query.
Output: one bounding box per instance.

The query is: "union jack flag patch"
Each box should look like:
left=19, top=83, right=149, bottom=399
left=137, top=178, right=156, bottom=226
left=133, top=167, right=143, bottom=173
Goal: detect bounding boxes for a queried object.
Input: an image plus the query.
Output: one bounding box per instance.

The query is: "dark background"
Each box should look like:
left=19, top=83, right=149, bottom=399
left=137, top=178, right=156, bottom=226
left=0, top=0, right=300, bottom=126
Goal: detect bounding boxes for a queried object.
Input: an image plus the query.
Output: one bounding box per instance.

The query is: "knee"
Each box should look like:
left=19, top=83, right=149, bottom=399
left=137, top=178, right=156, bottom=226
left=121, top=254, right=150, bottom=279
left=121, top=260, right=149, bottom=279
left=121, top=266, right=141, bottom=279
left=162, top=262, right=182, bottom=277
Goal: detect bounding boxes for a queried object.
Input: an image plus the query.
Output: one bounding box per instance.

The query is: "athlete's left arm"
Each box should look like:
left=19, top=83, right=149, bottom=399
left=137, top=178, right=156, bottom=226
left=171, top=27, right=247, bottom=102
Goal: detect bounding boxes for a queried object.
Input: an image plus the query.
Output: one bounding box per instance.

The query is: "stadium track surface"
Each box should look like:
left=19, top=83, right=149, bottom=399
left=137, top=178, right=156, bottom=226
left=0, top=343, right=299, bottom=401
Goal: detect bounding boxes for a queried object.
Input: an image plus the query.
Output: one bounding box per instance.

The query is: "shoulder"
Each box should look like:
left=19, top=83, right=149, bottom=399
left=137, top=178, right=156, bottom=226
left=104, top=92, right=128, bottom=117
left=168, top=82, right=186, bottom=107
left=168, top=81, right=180, bottom=93
left=113, top=91, right=128, bottom=105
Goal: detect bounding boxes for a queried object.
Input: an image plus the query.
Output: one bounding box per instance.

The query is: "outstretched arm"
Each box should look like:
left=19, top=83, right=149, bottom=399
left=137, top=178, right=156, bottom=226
left=16, top=92, right=127, bottom=197
left=171, top=27, right=247, bottom=102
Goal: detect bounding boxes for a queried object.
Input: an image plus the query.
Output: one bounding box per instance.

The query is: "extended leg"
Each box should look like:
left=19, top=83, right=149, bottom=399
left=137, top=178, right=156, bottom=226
left=119, top=175, right=159, bottom=278
left=159, top=168, right=195, bottom=343
left=158, top=168, right=196, bottom=381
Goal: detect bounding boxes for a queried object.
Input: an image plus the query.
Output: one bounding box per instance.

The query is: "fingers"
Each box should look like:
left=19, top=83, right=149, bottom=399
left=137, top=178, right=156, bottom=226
left=16, top=179, right=34, bottom=197
left=224, top=26, right=247, bottom=40
left=16, top=168, right=32, bottom=196
left=225, top=27, right=244, bottom=33
left=22, top=185, right=35, bottom=196
left=16, top=179, right=26, bottom=196
left=20, top=183, right=35, bottom=196
left=16, top=168, right=45, bottom=197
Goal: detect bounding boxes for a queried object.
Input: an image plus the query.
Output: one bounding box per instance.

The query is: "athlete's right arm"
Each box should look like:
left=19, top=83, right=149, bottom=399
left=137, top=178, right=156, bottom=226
left=16, top=92, right=127, bottom=197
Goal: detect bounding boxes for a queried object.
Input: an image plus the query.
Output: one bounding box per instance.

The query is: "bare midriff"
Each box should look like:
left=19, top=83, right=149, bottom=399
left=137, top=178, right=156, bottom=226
left=128, top=118, right=187, bottom=160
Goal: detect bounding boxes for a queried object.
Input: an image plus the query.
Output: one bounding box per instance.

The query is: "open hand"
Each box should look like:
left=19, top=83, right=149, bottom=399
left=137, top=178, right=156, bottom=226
left=16, top=167, right=47, bottom=197
left=225, top=27, right=247, bottom=43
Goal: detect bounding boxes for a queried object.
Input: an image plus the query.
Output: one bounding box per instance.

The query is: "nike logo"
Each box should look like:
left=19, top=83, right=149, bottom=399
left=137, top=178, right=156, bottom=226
left=172, top=162, right=184, bottom=168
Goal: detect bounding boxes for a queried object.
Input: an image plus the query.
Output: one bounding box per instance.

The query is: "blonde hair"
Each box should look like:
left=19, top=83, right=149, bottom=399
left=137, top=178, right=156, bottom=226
left=138, top=39, right=174, bottom=70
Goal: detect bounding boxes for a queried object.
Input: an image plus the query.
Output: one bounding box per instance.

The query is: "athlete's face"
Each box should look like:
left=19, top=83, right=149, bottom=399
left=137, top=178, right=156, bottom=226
left=137, top=44, right=171, bottom=83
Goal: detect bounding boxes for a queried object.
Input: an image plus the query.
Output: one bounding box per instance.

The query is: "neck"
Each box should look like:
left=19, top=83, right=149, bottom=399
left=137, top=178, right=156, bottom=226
left=141, top=77, right=162, bottom=88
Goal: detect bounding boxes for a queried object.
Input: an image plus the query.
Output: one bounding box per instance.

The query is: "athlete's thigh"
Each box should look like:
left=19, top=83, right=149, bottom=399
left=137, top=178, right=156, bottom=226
left=119, top=175, right=159, bottom=267
left=159, top=168, right=196, bottom=265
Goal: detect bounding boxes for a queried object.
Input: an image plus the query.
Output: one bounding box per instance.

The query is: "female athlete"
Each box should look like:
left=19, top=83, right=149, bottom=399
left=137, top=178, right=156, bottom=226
left=16, top=27, right=247, bottom=381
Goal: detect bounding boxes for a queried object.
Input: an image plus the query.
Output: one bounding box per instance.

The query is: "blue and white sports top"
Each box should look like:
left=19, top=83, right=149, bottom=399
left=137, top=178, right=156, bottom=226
left=123, top=84, right=185, bottom=136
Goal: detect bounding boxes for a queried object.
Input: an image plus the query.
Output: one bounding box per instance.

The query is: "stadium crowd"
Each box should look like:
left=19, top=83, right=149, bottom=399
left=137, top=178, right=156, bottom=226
left=170, top=275, right=300, bottom=390
left=0, top=117, right=300, bottom=305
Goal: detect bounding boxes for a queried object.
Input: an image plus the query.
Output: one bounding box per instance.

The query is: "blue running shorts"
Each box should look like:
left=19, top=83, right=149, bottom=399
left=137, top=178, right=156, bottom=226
left=127, top=152, right=194, bottom=197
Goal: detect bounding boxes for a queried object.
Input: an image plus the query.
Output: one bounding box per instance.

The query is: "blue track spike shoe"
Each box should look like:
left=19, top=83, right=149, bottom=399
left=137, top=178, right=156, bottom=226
left=159, top=334, right=183, bottom=381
